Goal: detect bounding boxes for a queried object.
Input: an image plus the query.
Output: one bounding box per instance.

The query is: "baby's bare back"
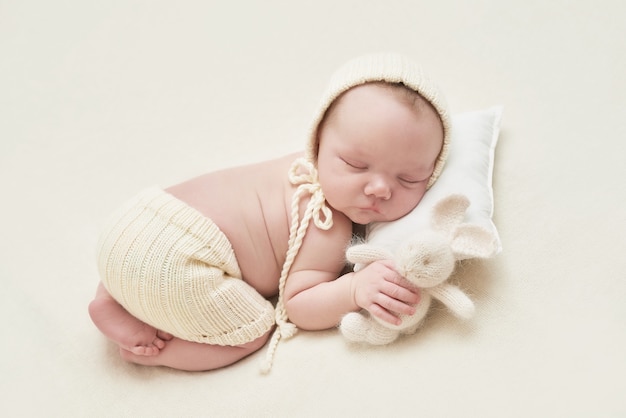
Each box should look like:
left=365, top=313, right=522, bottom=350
left=166, top=153, right=301, bottom=297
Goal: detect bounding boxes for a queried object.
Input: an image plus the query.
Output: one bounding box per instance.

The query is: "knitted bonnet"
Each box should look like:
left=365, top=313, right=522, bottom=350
left=306, top=52, right=451, bottom=189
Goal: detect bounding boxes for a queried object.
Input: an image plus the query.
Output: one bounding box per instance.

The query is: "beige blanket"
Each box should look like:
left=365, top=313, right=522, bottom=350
left=2, top=1, right=624, bottom=416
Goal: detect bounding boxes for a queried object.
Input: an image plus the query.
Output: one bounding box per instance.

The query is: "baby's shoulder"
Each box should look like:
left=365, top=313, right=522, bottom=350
left=288, top=206, right=352, bottom=276
left=302, top=207, right=352, bottom=251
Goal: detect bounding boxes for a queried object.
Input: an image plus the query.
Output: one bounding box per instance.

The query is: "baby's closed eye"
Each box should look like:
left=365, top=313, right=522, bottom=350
left=398, top=176, right=425, bottom=185
left=341, top=157, right=368, bottom=170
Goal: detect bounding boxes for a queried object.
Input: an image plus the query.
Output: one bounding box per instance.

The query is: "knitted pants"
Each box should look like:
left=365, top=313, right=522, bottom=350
left=96, top=187, right=275, bottom=346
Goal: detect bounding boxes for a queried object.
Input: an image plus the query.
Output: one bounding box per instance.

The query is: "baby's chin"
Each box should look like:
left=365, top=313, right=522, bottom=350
left=348, top=209, right=401, bottom=225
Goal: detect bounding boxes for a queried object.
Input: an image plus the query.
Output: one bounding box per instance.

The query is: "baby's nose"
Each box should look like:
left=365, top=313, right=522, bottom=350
left=364, top=177, right=391, bottom=200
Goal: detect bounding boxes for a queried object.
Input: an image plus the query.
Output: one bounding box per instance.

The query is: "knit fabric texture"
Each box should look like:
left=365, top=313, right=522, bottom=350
left=97, top=187, right=275, bottom=346
left=260, top=158, right=333, bottom=373
left=339, top=194, right=496, bottom=345
left=306, top=52, right=451, bottom=189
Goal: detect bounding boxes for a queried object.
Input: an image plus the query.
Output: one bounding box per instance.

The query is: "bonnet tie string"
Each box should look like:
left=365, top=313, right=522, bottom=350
left=260, top=157, right=333, bottom=373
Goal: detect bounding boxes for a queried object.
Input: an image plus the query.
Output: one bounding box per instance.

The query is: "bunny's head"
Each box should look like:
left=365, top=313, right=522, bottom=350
left=394, top=194, right=497, bottom=288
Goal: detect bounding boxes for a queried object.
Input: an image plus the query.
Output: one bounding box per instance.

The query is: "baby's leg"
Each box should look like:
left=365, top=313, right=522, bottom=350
left=118, top=330, right=272, bottom=371
left=88, top=282, right=173, bottom=356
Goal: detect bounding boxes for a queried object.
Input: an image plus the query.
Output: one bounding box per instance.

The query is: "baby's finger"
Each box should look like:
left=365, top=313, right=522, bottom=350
left=368, top=304, right=402, bottom=326
left=375, top=263, right=418, bottom=290
left=381, top=280, right=420, bottom=305
left=377, top=293, right=417, bottom=316
left=376, top=259, right=397, bottom=271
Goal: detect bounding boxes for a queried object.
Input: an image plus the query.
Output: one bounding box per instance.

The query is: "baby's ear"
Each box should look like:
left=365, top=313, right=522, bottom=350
left=431, top=194, right=470, bottom=235
left=450, top=224, right=497, bottom=260
left=346, top=244, right=393, bottom=266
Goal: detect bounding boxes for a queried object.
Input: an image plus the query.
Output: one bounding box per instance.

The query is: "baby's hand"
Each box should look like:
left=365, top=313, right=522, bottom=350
left=351, top=260, right=420, bottom=326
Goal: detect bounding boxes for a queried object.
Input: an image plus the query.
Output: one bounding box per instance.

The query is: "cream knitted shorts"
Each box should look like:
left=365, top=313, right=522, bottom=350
left=96, top=187, right=275, bottom=346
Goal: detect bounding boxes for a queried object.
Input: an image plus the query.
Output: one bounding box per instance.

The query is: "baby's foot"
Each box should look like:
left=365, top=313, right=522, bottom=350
left=89, top=295, right=173, bottom=356
left=123, top=323, right=174, bottom=356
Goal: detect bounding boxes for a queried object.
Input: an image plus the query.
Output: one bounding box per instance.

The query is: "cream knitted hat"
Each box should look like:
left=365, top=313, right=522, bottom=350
left=306, top=53, right=451, bottom=189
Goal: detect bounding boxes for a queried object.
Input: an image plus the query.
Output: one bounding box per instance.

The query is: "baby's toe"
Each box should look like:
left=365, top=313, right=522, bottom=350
left=130, top=345, right=148, bottom=356
left=157, top=330, right=174, bottom=341
left=130, top=344, right=159, bottom=356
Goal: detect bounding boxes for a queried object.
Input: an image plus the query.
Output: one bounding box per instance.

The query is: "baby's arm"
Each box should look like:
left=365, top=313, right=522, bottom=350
left=284, top=214, right=419, bottom=330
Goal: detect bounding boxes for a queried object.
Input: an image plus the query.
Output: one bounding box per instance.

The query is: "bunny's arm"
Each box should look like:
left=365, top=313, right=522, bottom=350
left=346, top=244, right=394, bottom=268
left=428, top=283, right=475, bottom=320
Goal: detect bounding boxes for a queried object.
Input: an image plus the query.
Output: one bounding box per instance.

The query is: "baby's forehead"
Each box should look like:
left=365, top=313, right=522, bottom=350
left=325, top=82, right=422, bottom=122
left=332, top=82, right=416, bottom=105
left=330, top=83, right=441, bottom=131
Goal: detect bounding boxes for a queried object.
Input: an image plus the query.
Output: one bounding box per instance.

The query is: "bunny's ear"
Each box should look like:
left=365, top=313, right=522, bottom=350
left=431, top=194, right=470, bottom=235
left=346, top=244, right=393, bottom=266
left=428, top=283, right=475, bottom=319
left=450, top=224, right=497, bottom=260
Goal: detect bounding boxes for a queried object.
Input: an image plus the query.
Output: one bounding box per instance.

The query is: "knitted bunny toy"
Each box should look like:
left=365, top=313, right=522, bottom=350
left=340, top=194, right=497, bottom=345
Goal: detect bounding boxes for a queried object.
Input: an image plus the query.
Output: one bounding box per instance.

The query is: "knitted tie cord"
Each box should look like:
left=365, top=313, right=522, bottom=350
left=259, top=157, right=333, bottom=373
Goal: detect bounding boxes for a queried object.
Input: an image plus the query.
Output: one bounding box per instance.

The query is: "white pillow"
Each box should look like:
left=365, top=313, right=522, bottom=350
left=367, top=106, right=503, bottom=254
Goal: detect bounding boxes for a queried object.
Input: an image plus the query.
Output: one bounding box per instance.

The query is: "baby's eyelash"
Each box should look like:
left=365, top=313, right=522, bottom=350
left=399, top=177, right=424, bottom=185
left=342, top=158, right=367, bottom=169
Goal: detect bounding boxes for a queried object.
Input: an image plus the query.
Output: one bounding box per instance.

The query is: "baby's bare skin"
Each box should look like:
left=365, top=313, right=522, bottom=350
left=89, top=83, right=442, bottom=371
left=89, top=154, right=311, bottom=362
left=89, top=282, right=173, bottom=356
left=166, top=153, right=301, bottom=298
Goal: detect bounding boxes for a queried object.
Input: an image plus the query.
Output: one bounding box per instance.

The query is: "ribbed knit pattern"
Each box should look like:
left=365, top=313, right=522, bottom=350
left=96, top=187, right=275, bottom=346
left=306, top=52, right=451, bottom=189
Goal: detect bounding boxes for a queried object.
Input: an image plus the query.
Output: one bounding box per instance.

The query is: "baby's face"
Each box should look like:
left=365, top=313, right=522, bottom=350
left=317, top=83, right=443, bottom=224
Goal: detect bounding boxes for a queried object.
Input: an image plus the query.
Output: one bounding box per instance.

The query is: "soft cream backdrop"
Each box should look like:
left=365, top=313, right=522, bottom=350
left=1, top=1, right=625, bottom=416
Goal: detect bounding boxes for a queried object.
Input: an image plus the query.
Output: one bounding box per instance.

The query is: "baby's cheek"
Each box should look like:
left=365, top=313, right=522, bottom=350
left=397, top=192, right=425, bottom=217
